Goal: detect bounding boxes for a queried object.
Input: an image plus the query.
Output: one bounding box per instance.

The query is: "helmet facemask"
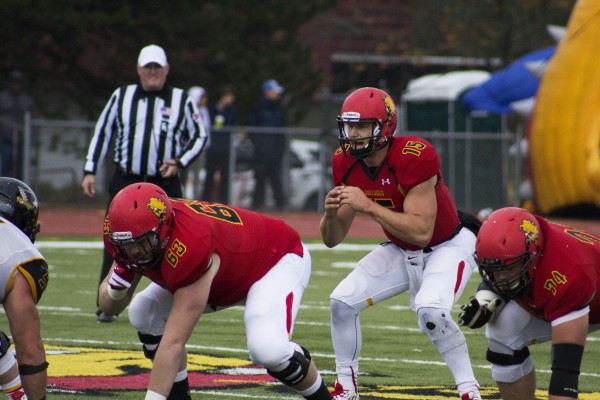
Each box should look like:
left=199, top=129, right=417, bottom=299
left=337, top=116, right=388, bottom=159
left=108, top=225, right=168, bottom=271
left=475, top=250, right=535, bottom=299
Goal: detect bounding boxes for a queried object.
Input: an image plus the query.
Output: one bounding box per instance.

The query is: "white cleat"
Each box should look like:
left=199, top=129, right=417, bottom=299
left=331, top=380, right=360, bottom=400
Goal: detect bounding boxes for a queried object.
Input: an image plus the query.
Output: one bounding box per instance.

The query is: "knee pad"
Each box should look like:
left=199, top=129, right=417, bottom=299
left=487, top=346, right=533, bottom=383
left=266, top=346, right=311, bottom=387
left=417, top=307, right=464, bottom=353
left=138, top=332, right=163, bottom=360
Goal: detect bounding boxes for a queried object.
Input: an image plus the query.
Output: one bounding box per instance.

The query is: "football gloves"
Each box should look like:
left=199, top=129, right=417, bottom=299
left=458, top=290, right=505, bottom=329
left=107, top=265, right=134, bottom=300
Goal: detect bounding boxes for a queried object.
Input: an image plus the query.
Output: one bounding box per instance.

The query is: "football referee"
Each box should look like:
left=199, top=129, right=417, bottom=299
left=82, top=44, right=207, bottom=323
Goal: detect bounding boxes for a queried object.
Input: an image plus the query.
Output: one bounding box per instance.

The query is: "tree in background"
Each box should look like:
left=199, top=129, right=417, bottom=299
left=0, top=0, right=335, bottom=122
left=0, top=0, right=576, bottom=121
left=412, top=0, right=576, bottom=63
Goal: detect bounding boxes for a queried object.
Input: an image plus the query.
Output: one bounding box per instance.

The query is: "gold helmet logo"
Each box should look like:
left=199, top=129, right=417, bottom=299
left=147, top=197, right=167, bottom=221
left=519, top=219, right=539, bottom=244
left=382, top=95, right=396, bottom=122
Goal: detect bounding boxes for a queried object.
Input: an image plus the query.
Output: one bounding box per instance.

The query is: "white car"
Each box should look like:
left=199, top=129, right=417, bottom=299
left=229, top=139, right=329, bottom=211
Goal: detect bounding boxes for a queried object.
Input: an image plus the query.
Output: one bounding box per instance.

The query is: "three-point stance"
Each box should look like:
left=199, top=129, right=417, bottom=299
left=99, top=183, right=333, bottom=400
left=458, top=207, right=600, bottom=399
left=320, top=87, right=481, bottom=400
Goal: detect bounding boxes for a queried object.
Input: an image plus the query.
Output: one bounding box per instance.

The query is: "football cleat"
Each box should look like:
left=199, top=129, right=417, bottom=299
left=97, top=312, right=117, bottom=323
left=460, top=387, right=482, bottom=400
left=331, top=380, right=359, bottom=400
left=7, top=388, right=27, bottom=400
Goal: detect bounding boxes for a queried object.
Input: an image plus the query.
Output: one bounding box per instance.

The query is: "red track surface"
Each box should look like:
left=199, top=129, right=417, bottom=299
left=37, top=209, right=383, bottom=239
left=37, top=208, right=600, bottom=239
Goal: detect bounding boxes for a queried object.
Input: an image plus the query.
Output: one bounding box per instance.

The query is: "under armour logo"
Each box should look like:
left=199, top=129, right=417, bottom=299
left=381, top=178, right=391, bottom=185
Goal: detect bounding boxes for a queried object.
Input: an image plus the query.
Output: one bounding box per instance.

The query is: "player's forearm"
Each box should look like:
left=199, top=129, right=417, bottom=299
left=320, top=213, right=347, bottom=247
left=98, top=281, right=131, bottom=315
left=147, top=342, right=184, bottom=396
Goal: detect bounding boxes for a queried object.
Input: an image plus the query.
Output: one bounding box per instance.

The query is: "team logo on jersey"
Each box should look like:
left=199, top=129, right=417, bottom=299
left=520, top=218, right=539, bottom=244
left=147, top=197, right=167, bottom=221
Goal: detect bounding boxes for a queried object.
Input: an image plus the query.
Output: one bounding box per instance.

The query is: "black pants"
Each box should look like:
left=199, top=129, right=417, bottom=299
left=251, top=156, right=286, bottom=210
left=201, top=150, right=230, bottom=203
left=96, top=171, right=182, bottom=308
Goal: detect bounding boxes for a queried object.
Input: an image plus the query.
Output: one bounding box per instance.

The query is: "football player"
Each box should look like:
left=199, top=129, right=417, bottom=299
left=0, top=178, right=49, bottom=400
left=320, top=87, right=481, bottom=400
left=98, top=182, right=333, bottom=400
left=458, top=207, right=600, bottom=399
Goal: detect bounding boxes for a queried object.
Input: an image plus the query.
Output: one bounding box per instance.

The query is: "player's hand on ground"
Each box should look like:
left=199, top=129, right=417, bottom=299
left=458, top=290, right=504, bottom=329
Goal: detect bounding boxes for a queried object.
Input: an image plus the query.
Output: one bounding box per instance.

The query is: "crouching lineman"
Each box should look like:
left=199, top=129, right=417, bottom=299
left=0, top=178, right=49, bottom=400
left=98, top=182, right=333, bottom=400
left=458, top=207, right=600, bottom=399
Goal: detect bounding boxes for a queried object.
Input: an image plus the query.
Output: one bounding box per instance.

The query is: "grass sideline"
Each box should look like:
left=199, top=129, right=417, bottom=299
left=20, top=238, right=600, bottom=399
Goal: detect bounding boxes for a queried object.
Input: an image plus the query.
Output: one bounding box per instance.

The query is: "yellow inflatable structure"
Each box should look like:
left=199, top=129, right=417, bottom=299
left=529, top=0, right=600, bottom=214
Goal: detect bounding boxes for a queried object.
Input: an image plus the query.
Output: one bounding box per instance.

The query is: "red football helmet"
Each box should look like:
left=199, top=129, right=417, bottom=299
left=337, top=87, right=397, bottom=158
left=475, top=207, right=544, bottom=298
left=105, top=183, right=174, bottom=271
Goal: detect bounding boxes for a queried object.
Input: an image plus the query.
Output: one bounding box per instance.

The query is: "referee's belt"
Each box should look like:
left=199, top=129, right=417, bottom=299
left=116, top=167, right=174, bottom=182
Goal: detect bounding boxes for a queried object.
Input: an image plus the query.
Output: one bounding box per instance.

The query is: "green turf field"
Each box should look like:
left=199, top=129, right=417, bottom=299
left=19, top=238, right=600, bottom=399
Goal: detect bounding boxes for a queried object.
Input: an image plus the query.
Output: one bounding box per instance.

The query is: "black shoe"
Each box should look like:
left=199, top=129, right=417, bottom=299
left=97, top=312, right=118, bottom=323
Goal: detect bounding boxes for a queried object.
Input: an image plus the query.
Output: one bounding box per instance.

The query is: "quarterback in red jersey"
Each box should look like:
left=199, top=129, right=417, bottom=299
left=458, top=207, right=600, bottom=400
left=98, top=183, right=333, bottom=400
left=320, top=87, right=481, bottom=400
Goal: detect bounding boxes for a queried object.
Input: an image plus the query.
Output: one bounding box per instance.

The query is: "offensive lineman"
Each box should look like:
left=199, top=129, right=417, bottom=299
left=458, top=207, right=600, bottom=399
left=0, top=178, right=49, bottom=400
left=320, top=87, right=481, bottom=400
left=98, top=182, right=333, bottom=400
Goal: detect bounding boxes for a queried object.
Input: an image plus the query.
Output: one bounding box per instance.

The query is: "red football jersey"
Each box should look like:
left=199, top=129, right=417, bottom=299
left=107, top=200, right=304, bottom=306
left=331, top=136, right=460, bottom=250
left=516, top=217, right=600, bottom=324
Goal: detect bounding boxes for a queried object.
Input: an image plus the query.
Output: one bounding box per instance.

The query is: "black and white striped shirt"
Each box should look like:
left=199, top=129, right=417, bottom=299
left=84, top=84, right=207, bottom=177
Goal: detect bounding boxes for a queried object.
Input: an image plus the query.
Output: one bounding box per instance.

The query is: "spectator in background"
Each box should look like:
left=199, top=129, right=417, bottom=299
left=186, top=86, right=211, bottom=198
left=202, top=85, right=237, bottom=203
left=0, top=70, right=38, bottom=179
left=187, top=86, right=211, bottom=145
left=81, top=44, right=207, bottom=324
left=248, top=79, right=287, bottom=211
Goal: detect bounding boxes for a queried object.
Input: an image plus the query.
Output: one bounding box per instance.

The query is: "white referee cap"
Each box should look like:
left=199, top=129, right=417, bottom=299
left=138, top=44, right=168, bottom=67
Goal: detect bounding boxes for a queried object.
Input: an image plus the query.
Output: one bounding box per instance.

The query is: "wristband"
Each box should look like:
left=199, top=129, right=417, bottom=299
left=107, top=286, right=127, bottom=300
left=144, top=390, right=167, bottom=400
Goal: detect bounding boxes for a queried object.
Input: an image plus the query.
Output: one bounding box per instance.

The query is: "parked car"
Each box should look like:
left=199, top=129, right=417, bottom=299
left=229, top=139, right=330, bottom=211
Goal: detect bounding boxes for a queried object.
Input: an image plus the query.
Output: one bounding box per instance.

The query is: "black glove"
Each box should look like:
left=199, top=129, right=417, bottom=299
left=458, top=290, right=504, bottom=329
